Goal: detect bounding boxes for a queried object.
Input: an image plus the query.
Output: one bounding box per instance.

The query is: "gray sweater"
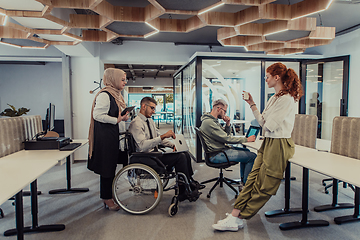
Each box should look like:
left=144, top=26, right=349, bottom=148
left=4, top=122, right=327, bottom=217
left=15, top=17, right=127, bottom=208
left=199, top=113, right=247, bottom=152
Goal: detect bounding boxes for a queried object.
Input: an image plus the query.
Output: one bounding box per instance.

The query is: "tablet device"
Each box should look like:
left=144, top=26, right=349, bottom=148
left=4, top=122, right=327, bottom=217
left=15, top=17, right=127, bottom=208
left=245, top=125, right=261, bottom=138
left=121, top=106, right=135, bottom=116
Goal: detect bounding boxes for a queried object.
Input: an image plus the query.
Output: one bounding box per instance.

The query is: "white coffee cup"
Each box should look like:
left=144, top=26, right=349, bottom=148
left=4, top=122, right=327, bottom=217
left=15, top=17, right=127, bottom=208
left=243, top=91, right=249, bottom=100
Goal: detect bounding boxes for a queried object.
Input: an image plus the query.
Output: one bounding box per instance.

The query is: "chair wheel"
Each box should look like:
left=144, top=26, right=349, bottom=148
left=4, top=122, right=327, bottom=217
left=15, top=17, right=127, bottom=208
left=325, top=191, right=329, bottom=194
left=322, top=182, right=326, bottom=186
left=207, top=194, right=211, bottom=198
left=0, top=209, right=4, bottom=218
left=168, top=203, right=178, bottom=217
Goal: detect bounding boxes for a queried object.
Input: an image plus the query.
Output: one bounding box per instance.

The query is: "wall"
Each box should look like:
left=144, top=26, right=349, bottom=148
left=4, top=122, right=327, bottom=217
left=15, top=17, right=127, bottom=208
left=0, top=62, right=63, bottom=121
left=71, top=56, right=103, bottom=160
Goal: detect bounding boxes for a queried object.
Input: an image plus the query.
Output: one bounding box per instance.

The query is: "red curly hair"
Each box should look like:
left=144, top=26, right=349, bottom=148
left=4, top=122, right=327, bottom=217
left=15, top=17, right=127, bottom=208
left=266, top=62, right=303, bottom=101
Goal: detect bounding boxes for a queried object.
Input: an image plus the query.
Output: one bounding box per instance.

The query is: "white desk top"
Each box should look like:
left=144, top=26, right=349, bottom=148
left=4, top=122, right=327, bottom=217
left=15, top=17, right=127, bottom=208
left=243, top=140, right=360, bottom=188
left=0, top=139, right=88, bottom=205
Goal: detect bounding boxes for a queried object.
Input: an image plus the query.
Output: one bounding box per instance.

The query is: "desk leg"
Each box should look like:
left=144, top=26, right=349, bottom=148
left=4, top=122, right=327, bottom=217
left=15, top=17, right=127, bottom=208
left=265, top=163, right=303, bottom=217
left=314, top=178, right=354, bottom=212
left=4, top=191, right=24, bottom=239
left=279, top=167, right=329, bottom=230
left=4, top=180, right=65, bottom=237
left=334, top=187, right=360, bottom=224
left=49, top=156, right=89, bottom=194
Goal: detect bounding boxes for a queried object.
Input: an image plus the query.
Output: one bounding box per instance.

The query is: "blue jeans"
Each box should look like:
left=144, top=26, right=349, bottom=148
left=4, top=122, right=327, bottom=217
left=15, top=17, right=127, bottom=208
left=209, top=146, right=257, bottom=183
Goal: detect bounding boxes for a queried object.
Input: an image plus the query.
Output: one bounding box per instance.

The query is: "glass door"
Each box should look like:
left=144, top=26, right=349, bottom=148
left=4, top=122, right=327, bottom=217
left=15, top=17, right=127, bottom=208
left=304, top=57, right=349, bottom=140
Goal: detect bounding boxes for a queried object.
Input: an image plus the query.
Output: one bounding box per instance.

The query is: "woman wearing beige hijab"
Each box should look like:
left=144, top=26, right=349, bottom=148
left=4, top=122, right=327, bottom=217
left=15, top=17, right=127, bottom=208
left=88, top=68, right=129, bottom=211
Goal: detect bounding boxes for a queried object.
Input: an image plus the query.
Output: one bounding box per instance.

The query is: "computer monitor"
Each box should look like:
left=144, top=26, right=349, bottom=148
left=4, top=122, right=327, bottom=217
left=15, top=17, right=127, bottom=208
left=45, top=103, right=55, bottom=133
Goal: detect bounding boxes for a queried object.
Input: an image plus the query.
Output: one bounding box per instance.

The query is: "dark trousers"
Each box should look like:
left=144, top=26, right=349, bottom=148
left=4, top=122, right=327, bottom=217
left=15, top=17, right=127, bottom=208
left=158, top=151, right=194, bottom=180
left=100, top=150, right=128, bottom=200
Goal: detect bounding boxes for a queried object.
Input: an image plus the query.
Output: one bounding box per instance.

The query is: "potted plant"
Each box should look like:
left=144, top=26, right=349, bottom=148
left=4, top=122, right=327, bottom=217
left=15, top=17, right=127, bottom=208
left=0, top=104, right=30, bottom=117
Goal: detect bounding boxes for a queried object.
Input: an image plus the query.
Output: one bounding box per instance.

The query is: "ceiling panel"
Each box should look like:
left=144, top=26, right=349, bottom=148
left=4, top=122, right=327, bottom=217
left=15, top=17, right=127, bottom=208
left=266, top=30, right=311, bottom=41
left=2, top=38, right=46, bottom=47
left=106, top=0, right=150, bottom=7
left=215, top=5, right=250, bottom=13
left=106, top=22, right=154, bottom=36
left=0, top=0, right=44, bottom=11
left=37, top=34, right=77, bottom=42
left=157, top=0, right=221, bottom=11
left=11, top=17, right=64, bottom=30
left=159, top=14, right=194, bottom=20
left=119, top=25, right=222, bottom=44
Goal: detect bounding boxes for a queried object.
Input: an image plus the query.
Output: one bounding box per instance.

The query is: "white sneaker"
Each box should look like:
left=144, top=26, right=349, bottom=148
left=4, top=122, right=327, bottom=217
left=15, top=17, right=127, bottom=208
left=212, top=213, right=244, bottom=231
left=217, top=213, right=244, bottom=227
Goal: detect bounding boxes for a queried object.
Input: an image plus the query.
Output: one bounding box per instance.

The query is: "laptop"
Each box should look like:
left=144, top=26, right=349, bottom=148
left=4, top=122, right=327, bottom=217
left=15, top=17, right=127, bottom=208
left=245, top=125, right=261, bottom=139
left=173, top=134, right=189, bottom=152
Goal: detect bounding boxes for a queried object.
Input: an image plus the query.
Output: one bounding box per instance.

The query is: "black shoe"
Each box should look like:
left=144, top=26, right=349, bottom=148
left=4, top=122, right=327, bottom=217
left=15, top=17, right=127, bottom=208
left=178, top=188, right=202, bottom=202
left=191, top=181, right=206, bottom=190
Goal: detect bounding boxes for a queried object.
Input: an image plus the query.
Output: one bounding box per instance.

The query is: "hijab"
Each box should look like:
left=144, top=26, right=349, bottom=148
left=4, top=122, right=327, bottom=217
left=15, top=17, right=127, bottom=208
left=88, top=68, right=127, bottom=158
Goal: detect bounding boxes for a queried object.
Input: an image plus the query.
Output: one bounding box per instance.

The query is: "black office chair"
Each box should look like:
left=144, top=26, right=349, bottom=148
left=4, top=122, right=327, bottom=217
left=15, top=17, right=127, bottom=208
left=194, top=127, right=239, bottom=199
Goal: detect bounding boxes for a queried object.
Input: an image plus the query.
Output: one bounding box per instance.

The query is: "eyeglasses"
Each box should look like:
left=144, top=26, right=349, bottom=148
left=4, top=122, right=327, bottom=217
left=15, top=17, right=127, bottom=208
left=219, top=107, right=227, bottom=114
left=122, top=78, right=128, bottom=83
left=146, top=104, right=156, bottom=111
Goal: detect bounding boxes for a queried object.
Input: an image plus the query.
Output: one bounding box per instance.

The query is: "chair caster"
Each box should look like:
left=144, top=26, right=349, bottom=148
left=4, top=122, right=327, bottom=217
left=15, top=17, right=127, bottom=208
left=207, top=194, right=211, bottom=198
left=168, top=203, right=178, bottom=217
left=325, top=190, right=329, bottom=194
left=0, top=208, right=4, bottom=218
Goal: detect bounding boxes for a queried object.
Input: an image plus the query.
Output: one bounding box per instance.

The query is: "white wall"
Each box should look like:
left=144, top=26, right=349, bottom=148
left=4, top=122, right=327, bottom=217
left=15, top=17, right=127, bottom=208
left=71, top=56, right=102, bottom=160
left=0, top=62, right=63, bottom=121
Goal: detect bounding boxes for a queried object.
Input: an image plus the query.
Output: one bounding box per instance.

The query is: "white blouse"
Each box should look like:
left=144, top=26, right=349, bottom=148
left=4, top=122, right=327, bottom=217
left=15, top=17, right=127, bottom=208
left=252, top=94, right=296, bottom=138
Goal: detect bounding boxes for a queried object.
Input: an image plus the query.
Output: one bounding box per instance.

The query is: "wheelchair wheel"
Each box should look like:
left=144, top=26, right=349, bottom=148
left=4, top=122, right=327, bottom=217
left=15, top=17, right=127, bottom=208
left=113, top=164, right=163, bottom=215
left=168, top=203, right=178, bottom=217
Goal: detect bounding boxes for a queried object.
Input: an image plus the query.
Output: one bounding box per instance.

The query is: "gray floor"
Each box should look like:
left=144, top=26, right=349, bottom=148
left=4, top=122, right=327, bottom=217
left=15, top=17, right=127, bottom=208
left=1, top=124, right=359, bottom=240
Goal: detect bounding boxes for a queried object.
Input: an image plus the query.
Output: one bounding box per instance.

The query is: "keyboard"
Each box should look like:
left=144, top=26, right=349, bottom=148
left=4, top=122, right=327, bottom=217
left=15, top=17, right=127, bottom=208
left=59, top=143, right=82, bottom=151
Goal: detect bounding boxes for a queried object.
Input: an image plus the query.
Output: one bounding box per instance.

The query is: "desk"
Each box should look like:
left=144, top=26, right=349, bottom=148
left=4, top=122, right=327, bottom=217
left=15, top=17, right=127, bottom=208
left=0, top=139, right=88, bottom=240
left=243, top=141, right=360, bottom=230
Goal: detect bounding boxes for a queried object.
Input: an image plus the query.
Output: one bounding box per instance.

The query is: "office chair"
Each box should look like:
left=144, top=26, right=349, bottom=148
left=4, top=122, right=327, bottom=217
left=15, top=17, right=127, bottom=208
left=194, top=127, right=239, bottom=199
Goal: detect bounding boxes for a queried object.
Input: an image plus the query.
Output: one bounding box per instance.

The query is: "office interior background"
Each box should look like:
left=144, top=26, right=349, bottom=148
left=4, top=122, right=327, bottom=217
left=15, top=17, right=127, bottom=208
left=2, top=0, right=360, bottom=162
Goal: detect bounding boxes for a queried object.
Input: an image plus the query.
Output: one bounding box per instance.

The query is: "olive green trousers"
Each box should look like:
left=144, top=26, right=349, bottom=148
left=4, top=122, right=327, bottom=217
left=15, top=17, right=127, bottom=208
left=233, top=138, right=295, bottom=219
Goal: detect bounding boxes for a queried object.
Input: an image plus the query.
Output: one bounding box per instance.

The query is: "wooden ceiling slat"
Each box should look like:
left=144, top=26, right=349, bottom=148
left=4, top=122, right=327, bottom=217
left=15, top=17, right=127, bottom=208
left=113, top=6, right=145, bottom=22
left=235, top=6, right=260, bottom=26
left=82, top=30, right=107, bottom=42
left=291, top=0, right=332, bottom=20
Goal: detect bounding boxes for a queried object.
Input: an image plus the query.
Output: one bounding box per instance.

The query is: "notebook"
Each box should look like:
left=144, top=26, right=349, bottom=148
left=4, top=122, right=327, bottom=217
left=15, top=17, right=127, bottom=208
left=245, top=125, right=261, bottom=139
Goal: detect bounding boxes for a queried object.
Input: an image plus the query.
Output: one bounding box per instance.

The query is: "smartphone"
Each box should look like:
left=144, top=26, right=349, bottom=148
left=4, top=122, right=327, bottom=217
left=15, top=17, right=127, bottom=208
left=243, top=92, right=249, bottom=100
left=121, top=106, right=135, bottom=116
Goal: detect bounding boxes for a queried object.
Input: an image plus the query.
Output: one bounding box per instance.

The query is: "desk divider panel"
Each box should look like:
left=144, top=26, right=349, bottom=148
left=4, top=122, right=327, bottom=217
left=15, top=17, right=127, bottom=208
left=291, top=114, right=318, bottom=149
left=0, top=115, right=42, bottom=158
left=331, top=116, right=360, bottom=159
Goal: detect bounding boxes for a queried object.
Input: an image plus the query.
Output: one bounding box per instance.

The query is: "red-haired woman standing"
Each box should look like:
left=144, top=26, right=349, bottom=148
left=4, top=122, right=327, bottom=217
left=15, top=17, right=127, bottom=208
left=213, top=62, right=303, bottom=231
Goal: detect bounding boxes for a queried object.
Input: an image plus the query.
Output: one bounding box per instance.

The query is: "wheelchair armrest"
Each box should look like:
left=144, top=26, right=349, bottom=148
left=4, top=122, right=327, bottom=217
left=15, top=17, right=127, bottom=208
left=131, top=152, right=167, bottom=169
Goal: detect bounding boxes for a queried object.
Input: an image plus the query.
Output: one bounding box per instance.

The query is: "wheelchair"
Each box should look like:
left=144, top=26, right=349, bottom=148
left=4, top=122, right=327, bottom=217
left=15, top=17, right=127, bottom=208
left=112, top=131, right=198, bottom=216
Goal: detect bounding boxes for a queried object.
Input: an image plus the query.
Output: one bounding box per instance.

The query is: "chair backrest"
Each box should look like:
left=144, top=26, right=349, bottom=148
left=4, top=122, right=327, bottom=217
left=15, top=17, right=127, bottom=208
left=291, top=114, right=317, bottom=148
left=194, top=127, right=236, bottom=169
left=123, top=131, right=137, bottom=155
left=194, top=127, right=209, bottom=157
left=331, top=116, right=360, bottom=159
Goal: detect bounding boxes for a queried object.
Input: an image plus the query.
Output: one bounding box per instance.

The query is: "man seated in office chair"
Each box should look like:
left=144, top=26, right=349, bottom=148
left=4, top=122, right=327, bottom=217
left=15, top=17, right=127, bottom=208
left=199, top=99, right=257, bottom=186
left=128, top=97, right=205, bottom=202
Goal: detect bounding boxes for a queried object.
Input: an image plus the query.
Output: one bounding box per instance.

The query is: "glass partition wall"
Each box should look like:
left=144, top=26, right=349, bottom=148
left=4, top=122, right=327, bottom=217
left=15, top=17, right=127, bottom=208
left=174, top=56, right=349, bottom=162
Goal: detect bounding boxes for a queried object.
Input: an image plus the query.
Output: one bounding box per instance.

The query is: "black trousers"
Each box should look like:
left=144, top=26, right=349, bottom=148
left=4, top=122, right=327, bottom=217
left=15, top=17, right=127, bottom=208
left=158, top=151, right=194, bottom=180
left=100, top=150, right=128, bottom=200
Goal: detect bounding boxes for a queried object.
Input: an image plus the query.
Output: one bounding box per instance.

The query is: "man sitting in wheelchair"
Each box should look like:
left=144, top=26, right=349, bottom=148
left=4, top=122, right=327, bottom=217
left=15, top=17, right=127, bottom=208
left=128, top=97, right=204, bottom=202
